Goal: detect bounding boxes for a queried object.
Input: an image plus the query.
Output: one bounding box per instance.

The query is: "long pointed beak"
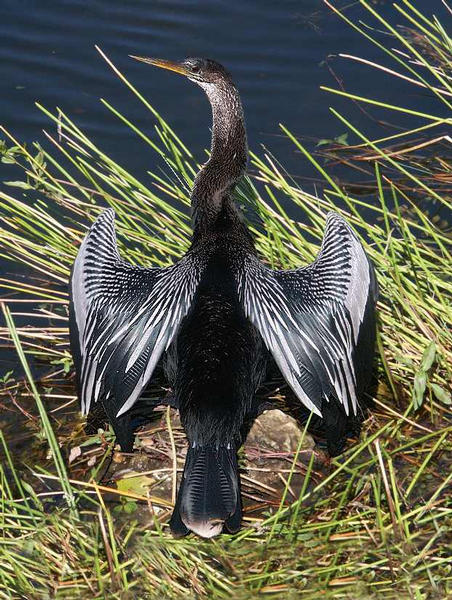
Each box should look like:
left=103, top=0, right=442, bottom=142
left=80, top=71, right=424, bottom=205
left=129, top=56, right=190, bottom=76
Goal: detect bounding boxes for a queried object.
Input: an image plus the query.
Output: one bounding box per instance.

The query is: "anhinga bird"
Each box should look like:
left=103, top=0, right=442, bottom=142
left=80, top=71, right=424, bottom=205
left=69, top=57, right=377, bottom=538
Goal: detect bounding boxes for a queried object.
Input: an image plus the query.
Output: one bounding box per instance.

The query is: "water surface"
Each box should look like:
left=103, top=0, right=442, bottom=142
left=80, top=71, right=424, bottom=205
left=1, top=0, right=435, bottom=189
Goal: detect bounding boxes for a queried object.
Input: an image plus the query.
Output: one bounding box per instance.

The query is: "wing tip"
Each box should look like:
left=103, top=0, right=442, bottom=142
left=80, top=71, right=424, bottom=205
left=99, top=206, right=116, bottom=220
left=325, top=210, right=343, bottom=224
left=325, top=210, right=351, bottom=231
left=312, top=404, right=323, bottom=418
left=325, top=210, right=340, bottom=220
left=85, top=206, right=119, bottom=261
left=91, top=206, right=116, bottom=232
left=116, top=401, right=132, bottom=418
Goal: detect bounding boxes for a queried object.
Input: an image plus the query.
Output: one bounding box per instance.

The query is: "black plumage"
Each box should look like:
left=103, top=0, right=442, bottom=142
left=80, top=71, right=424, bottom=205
left=69, top=57, right=377, bottom=538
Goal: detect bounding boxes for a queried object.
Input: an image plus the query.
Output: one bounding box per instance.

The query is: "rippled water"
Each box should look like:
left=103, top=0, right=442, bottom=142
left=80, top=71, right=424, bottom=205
left=0, top=0, right=431, bottom=186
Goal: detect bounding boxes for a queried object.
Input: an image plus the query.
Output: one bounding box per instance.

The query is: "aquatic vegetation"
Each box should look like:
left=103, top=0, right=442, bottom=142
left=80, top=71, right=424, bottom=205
left=0, top=1, right=450, bottom=598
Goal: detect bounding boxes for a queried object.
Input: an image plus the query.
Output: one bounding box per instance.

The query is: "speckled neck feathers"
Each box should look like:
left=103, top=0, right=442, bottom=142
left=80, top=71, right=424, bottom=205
left=191, top=80, right=247, bottom=234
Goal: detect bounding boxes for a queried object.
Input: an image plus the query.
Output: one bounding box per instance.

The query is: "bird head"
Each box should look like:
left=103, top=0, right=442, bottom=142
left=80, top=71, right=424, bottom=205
left=130, top=56, right=233, bottom=86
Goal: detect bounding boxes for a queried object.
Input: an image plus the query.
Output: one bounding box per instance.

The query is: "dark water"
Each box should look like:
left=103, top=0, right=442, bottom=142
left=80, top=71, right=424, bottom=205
left=0, top=0, right=443, bottom=190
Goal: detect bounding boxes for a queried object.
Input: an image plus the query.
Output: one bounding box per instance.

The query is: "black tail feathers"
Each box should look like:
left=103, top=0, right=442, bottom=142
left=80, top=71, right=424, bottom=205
left=170, top=445, right=241, bottom=538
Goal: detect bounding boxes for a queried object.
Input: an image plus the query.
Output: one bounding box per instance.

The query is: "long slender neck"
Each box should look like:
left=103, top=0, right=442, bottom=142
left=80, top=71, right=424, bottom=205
left=191, top=81, right=247, bottom=233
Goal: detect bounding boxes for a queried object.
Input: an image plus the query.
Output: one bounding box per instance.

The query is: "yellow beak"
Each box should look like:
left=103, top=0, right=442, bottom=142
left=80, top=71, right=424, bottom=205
left=129, top=56, right=190, bottom=76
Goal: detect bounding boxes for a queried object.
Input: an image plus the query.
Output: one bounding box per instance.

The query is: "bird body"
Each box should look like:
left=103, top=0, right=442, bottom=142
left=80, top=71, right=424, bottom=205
left=69, top=57, right=377, bottom=538
left=165, top=229, right=266, bottom=536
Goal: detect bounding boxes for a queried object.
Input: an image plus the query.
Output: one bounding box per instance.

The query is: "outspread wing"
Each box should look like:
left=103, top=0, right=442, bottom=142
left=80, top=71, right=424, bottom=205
left=236, top=212, right=378, bottom=417
left=69, top=208, right=200, bottom=418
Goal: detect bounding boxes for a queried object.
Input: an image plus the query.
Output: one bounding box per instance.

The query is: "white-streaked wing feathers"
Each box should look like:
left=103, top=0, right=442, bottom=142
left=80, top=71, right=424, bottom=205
left=70, top=208, right=200, bottom=417
left=237, top=212, right=377, bottom=416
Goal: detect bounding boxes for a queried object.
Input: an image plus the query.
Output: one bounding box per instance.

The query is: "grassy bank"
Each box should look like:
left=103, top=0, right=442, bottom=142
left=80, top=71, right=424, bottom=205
left=0, top=1, right=451, bottom=598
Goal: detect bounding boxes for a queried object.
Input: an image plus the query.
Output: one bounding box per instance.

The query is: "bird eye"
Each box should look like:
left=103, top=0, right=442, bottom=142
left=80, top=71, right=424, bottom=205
left=191, top=64, right=201, bottom=74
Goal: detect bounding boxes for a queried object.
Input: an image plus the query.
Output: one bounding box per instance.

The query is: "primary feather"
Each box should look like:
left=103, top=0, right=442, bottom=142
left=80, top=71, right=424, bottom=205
left=236, top=211, right=378, bottom=417
left=70, top=208, right=202, bottom=419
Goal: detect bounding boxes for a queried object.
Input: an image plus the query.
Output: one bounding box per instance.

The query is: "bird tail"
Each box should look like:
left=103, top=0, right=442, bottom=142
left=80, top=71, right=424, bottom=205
left=170, top=445, right=241, bottom=538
